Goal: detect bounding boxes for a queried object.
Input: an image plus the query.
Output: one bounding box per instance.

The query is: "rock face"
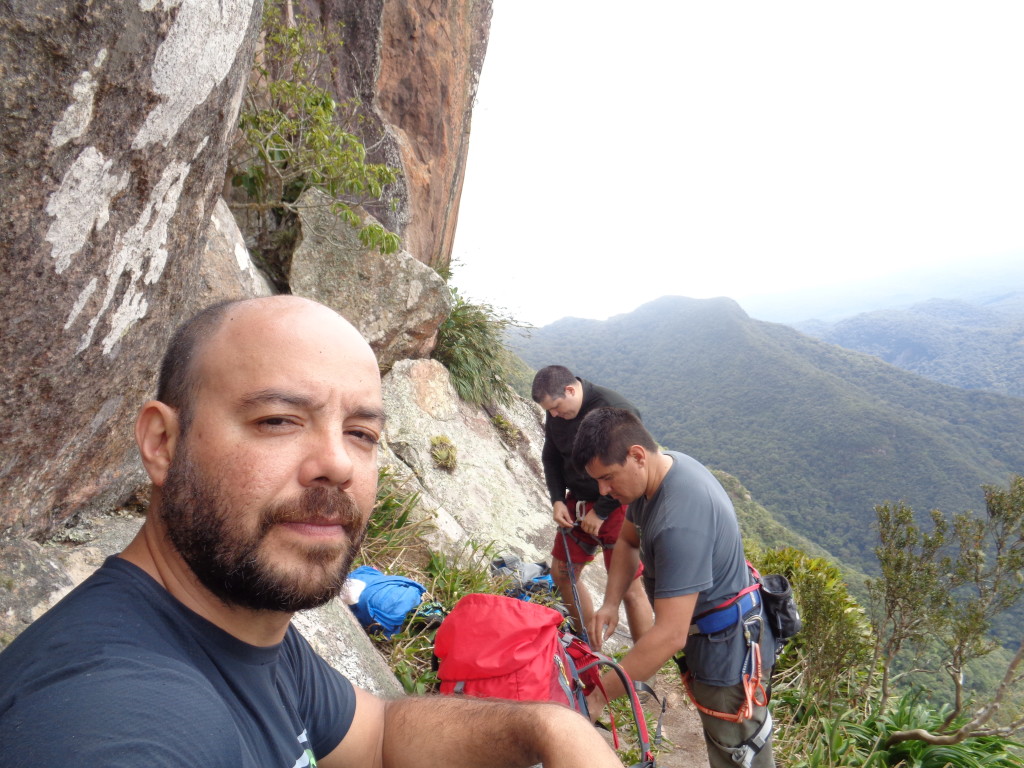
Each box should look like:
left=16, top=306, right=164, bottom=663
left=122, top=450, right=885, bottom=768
left=299, top=0, right=493, bottom=270
left=0, top=2, right=264, bottom=537
left=290, top=191, right=452, bottom=371
left=381, top=359, right=552, bottom=559
left=198, top=199, right=276, bottom=304
left=0, top=0, right=551, bottom=719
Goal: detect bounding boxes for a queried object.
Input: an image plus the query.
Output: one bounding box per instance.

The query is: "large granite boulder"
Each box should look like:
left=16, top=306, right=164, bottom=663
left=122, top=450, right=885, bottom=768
left=0, top=1, right=264, bottom=538
left=198, top=198, right=276, bottom=305
left=381, top=359, right=552, bottom=560
left=290, top=190, right=452, bottom=371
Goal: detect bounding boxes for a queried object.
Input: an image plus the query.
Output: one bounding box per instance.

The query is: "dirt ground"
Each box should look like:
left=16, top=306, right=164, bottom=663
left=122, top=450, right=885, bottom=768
left=594, top=664, right=707, bottom=767
left=640, top=667, right=708, bottom=768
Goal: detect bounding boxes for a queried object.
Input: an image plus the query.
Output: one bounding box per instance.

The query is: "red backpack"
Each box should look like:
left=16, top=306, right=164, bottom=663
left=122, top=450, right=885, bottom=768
left=434, top=593, right=659, bottom=767
left=434, top=593, right=577, bottom=705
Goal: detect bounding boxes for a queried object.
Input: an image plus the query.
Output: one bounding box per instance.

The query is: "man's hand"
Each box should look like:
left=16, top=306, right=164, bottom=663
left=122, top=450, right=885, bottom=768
left=579, top=508, right=603, bottom=536
left=588, top=603, right=619, bottom=650
left=552, top=500, right=574, bottom=528
left=585, top=687, right=608, bottom=724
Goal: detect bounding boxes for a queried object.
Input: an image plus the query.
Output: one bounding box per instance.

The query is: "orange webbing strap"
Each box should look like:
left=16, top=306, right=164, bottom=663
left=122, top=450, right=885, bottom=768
left=681, top=641, right=768, bottom=723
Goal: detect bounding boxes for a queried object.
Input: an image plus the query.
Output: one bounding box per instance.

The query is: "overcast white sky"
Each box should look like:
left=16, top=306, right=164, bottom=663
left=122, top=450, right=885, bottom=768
left=449, top=2, right=1024, bottom=327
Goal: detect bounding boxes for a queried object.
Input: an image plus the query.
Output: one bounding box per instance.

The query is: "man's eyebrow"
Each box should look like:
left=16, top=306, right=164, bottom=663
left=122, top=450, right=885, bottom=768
left=237, top=391, right=387, bottom=425
left=237, top=390, right=324, bottom=410
left=351, top=406, right=387, bottom=426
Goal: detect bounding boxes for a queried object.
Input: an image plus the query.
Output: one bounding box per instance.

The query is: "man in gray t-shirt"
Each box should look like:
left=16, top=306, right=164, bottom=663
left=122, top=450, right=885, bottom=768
left=572, top=407, right=774, bottom=768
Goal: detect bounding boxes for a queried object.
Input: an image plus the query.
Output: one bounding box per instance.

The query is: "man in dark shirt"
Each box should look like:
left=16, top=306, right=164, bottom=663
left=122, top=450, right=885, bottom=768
left=0, top=297, right=621, bottom=768
left=531, top=365, right=653, bottom=641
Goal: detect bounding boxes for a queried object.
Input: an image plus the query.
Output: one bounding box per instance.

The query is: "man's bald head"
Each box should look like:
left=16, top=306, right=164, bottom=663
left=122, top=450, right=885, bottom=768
left=157, top=296, right=373, bottom=433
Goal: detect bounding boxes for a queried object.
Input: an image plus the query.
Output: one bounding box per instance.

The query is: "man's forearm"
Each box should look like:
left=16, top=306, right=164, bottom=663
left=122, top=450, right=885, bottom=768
left=602, top=539, right=638, bottom=607
left=380, top=697, right=620, bottom=768
left=595, top=622, right=683, bottom=704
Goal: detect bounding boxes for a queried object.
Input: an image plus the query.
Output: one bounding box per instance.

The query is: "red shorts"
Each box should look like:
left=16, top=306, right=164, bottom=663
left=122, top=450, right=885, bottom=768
left=550, top=495, right=644, bottom=579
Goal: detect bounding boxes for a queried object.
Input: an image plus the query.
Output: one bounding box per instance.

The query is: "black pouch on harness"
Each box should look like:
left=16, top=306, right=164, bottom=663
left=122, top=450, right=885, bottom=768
left=758, top=573, right=802, bottom=641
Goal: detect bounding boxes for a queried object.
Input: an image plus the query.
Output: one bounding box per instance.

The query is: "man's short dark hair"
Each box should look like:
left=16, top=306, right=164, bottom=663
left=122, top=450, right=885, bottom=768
left=157, top=299, right=240, bottom=433
left=572, top=407, right=658, bottom=470
left=531, top=365, right=577, bottom=403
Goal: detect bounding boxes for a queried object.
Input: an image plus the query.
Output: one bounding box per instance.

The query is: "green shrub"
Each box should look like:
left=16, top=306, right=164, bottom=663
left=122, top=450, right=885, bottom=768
left=751, top=547, right=874, bottom=702
left=490, top=413, right=523, bottom=446
left=433, top=289, right=518, bottom=407
left=773, top=689, right=1024, bottom=767
left=357, top=466, right=431, bottom=573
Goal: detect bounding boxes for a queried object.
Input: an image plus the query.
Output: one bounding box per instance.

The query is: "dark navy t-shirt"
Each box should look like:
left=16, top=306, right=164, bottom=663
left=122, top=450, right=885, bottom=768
left=0, top=556, right=356, bottom=767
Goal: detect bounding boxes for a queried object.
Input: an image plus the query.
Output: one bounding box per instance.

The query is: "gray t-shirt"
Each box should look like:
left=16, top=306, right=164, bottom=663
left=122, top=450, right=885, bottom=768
left=627, top=451, right=772, bottom=685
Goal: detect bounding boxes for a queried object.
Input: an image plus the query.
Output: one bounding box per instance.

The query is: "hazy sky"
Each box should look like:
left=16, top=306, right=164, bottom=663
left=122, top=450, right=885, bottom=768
left=449, top=2, right=1024, bottom=327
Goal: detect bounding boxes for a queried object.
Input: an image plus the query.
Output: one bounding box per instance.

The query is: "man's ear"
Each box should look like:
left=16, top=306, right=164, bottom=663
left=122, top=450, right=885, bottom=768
left=135, top=400, right=181, bottom=487
left=628, top=444, right=648, bottom=466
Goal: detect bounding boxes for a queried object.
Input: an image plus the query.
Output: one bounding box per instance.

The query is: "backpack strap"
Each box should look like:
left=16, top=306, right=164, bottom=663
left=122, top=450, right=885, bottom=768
left=576, top=656, right=661, bottom=765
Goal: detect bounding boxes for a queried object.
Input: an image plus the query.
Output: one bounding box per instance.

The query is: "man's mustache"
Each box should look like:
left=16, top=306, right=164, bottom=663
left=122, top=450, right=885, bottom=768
left=261, top=487, right=362, bottom=531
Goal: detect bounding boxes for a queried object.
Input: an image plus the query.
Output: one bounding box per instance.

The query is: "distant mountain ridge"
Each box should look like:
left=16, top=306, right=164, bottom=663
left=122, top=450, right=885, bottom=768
left=509, top=296, right=1024, bottom=568
left=793, top=295, right=1024, bottom=397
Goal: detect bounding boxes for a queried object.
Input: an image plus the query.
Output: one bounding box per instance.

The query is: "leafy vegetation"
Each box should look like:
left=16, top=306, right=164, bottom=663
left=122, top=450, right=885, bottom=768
left=757, top=476, right=1024, bottom=765
left=228, top=0, right=400, bottom=288
left=773, top=688, right=1024, bottom=768
left=433, top=288, right=519, bottom=407
left=863, top=478, right=1024, bottom=746
left=490, top=413, right=523, bottom=446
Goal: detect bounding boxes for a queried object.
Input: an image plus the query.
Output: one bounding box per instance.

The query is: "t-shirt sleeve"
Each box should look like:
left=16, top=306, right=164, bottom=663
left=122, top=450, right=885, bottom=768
left=280, top=629, right=357, bottom=758
left=649, top=523, right=714, bottom=600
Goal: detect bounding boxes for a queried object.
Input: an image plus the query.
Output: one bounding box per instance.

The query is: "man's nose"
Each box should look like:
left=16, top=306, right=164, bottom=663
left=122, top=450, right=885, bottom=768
left=301, top=430, right=354, bottom=488
left=597, top=479, right=611, bottom=496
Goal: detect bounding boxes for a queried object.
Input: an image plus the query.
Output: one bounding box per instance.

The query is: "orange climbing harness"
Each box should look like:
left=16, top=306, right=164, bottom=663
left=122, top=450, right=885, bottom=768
left=681, top=617, right=769, bottom=722
left=679, top=566, right=770, bottom=723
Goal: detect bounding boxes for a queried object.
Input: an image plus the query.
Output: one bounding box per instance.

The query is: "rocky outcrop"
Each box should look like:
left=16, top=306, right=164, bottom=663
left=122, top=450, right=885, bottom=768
left=381, top=359, right=551, bottom=558
left=0, top=2, right=264, bottom=538
left=298, top=0, right=493, bottom=271
left=290, top=190, right=451, bottom=371
left=198, top=199, right=276, bottom=304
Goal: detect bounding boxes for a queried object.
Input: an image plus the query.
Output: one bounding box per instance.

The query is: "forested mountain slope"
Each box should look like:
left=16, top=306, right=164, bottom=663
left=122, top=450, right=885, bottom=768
left=795, top=295, right=1024, bottom=397
left=510, top=296, right=1024, bottom=568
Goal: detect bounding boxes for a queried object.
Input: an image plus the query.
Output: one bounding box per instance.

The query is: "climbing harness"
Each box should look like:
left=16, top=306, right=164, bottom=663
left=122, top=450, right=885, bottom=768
left=681, top=611, right=769, bottom=723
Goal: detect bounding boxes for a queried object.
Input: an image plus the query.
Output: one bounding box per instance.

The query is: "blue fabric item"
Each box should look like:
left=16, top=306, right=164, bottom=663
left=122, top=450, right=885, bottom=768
left=348, top=565, right=426, bottom=638
left=694, top=589, right=761, bottom=635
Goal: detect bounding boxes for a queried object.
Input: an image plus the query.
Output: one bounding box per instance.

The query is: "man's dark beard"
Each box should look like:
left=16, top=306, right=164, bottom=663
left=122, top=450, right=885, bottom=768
left=159, top=443, right=367, bottom=612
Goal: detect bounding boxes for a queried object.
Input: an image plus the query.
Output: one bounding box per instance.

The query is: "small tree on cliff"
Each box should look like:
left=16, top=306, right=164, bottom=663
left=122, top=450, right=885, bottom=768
left=866, top=475, right=1024, bottom=747
left=228, top=0, right=400, bottom=289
